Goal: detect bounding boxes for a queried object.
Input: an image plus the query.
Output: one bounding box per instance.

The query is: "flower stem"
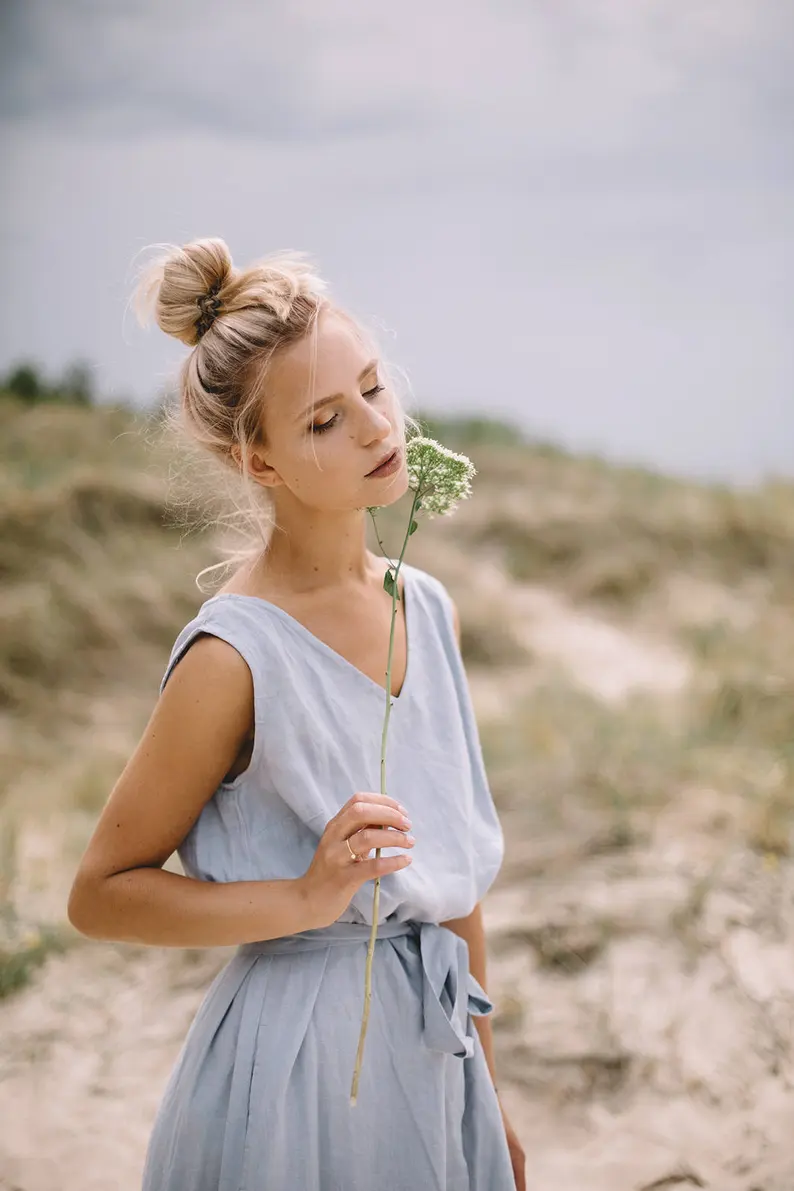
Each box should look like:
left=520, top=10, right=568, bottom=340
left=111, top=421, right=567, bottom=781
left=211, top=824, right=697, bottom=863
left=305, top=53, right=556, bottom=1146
left=350, top=488, right=421, bottom=1106
left=369, top=519, right=400, bottom=574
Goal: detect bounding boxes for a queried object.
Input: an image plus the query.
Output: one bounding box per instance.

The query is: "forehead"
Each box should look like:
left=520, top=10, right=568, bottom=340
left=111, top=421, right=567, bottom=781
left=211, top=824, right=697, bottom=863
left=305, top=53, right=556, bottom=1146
left=267, top=308, right=371, bottom=405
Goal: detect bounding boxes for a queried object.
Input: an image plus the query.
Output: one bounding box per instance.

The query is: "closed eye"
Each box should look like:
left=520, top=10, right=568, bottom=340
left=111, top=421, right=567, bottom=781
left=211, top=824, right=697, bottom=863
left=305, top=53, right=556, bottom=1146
left=311, top=384, right=385, bottom=434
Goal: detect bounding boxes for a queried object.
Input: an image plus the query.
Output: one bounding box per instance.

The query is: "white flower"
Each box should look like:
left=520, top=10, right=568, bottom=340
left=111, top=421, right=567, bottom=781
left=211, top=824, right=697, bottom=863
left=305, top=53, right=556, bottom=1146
left=405, top=436, right=476, bottom=517
left=352, top=432, right=476, bottom=1105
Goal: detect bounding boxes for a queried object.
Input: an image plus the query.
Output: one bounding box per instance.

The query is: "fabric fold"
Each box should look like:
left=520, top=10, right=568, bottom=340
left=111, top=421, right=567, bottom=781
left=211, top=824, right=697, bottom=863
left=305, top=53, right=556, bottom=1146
left=142, top=560, right=515, bottom=1189
left=239, top=917, right=490, bottom=1063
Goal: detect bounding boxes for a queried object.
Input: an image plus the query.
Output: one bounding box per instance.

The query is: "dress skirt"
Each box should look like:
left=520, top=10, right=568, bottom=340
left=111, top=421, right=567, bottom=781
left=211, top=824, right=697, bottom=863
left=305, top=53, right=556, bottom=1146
left=141, top=919, right=516, bottom=1190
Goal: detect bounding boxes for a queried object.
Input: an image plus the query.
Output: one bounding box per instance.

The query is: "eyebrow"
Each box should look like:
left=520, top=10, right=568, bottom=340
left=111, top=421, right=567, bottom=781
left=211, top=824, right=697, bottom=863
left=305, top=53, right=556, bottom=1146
left=294, top=359, right=378, bottom=423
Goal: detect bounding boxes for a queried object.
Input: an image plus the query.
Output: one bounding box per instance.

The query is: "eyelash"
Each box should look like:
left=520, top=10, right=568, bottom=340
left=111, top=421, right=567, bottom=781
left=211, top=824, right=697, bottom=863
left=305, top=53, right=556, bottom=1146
left=311, top=384, right=385, bottom=434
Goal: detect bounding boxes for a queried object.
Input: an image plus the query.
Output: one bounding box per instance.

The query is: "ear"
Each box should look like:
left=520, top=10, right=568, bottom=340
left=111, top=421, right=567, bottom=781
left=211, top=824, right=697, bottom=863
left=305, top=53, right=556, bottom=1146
left=248, top=448, right=282, bottom=487
left=231, top=442, right=282, bottom=488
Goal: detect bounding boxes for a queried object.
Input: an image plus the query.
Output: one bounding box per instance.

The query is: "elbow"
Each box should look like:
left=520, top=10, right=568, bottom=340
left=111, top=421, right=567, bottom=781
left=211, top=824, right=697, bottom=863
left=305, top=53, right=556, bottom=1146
left=66, top=876, right=105, bottom=939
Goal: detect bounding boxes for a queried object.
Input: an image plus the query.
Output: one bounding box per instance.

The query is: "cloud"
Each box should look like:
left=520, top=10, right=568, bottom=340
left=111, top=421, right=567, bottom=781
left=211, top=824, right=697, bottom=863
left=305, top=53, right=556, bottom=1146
left=0, top=0, right=426, bottom=141
left=2, top=0, right=792, bottom=179
left=0, top=0, right=791, bottom=482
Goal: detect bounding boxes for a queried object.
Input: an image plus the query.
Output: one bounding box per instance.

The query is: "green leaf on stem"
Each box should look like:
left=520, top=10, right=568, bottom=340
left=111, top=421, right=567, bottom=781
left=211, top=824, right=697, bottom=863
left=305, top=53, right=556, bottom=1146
left=383, top=568, right=401, bottom=599
left=351, top=434, right=476, bottom=1106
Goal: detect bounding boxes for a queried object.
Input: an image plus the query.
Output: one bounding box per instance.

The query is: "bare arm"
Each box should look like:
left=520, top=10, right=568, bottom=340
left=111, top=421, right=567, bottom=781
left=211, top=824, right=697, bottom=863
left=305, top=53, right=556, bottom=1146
left=67, top=633, right=321, bottom=948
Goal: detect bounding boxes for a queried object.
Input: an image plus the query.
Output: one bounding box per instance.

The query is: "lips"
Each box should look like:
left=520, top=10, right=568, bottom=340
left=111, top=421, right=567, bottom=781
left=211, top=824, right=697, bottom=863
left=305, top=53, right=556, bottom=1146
left=366, top=448, right=398, bottom=476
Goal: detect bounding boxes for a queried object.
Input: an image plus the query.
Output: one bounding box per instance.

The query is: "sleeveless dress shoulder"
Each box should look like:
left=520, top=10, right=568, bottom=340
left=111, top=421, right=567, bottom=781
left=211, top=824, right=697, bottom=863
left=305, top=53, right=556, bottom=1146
left=141, top=561, right=514, bottom=1191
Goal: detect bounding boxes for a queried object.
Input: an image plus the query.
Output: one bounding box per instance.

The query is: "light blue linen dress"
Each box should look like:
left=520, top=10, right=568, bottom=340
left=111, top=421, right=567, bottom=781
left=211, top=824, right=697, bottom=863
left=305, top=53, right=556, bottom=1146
left=141, top=561, right=515, bottom=1190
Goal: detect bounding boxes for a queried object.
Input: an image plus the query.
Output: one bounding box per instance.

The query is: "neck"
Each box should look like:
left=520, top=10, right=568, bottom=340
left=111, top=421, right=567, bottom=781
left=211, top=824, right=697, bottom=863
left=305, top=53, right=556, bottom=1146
left=253, top=505, right=381, bottom=596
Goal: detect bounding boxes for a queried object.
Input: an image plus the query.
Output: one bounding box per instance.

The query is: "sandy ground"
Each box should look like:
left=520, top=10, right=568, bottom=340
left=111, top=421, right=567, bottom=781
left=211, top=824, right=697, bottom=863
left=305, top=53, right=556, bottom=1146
left=2, top=578, right=793, bottom=1190
left=4, top=839, right=793, bottom=1190
left=470, top=556, right=692, bottom=705
left=0, top=942, right=227, bottom=1191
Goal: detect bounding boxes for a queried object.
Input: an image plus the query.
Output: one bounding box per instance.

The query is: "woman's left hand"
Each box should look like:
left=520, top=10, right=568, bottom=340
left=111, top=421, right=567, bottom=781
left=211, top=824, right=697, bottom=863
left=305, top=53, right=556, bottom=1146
left=499, top=1101, right=526, bottom=1191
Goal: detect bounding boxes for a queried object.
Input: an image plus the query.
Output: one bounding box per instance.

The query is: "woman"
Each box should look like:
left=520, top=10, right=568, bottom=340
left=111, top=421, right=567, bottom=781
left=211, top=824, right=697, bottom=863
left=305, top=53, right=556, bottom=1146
left=67, top=239, right=526, bottom=1190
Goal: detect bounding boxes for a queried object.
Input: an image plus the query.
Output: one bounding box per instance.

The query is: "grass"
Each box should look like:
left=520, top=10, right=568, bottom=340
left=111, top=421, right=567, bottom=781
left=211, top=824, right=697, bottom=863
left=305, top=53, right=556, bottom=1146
left=1, top=390, right=793, bottom=999
left=429, top=433, right=794, bottom=607
left=3, top=391, right=794, bottom=1188
left=0, top=925, right=71, bottom=1001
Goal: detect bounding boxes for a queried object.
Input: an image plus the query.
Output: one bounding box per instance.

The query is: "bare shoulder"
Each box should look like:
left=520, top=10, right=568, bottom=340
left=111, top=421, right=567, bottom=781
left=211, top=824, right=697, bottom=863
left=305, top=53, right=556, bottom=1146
left=213, top=561, right=261, bottom=598
left=69, top=629, right=254, bottom=890
left=213, top=559, right=300, bottom=604
left=214, top=553, right=408, bottom=611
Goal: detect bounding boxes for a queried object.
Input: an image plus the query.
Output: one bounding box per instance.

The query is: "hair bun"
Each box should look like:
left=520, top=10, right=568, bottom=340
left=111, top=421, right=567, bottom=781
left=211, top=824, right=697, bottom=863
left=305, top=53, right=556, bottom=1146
left=133, top=238, right=233, bottom=347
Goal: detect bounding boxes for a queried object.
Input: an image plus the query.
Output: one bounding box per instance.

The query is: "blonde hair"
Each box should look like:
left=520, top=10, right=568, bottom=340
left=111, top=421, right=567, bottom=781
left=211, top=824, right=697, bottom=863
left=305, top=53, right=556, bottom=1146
left=132, top=238, right=420, bottom=591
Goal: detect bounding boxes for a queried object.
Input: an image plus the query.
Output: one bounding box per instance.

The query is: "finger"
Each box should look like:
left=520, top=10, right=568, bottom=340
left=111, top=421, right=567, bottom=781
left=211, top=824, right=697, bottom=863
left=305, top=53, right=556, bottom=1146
left=345, top=792, right=408, bottom=814
left=356, top=854, right=413, bottom=876
left=342, top=803, right=411, bottom=832
left=350, top=827, right=415, bottom=854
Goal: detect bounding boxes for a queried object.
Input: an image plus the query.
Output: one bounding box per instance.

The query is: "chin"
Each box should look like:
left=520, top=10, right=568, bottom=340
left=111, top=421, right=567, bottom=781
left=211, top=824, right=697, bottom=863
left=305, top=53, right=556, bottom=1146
left=364, top=475, right=410, bottom=509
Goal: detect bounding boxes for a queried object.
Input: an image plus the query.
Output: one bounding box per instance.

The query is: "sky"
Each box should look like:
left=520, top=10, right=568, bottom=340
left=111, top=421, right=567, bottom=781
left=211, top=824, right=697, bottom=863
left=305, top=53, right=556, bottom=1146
left=1, top=0, right=792, bottom=483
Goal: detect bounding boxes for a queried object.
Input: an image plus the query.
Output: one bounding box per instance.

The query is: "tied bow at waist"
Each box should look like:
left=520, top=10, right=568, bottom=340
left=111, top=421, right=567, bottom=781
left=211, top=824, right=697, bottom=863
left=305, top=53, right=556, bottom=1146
left=237, top=918, right=492, bottom=1058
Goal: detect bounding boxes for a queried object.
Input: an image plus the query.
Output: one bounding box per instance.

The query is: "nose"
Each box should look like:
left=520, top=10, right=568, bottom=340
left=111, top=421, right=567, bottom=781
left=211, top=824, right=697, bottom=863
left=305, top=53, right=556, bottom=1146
left=359, top=400, right=392, bottom=445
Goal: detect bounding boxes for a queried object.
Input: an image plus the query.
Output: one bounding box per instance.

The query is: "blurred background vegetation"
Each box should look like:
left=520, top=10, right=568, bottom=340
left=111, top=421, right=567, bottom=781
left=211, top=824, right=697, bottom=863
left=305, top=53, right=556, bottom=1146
left=1, top=359, right=98, bottom=408
left=1, top=364, right=793, bottom=1186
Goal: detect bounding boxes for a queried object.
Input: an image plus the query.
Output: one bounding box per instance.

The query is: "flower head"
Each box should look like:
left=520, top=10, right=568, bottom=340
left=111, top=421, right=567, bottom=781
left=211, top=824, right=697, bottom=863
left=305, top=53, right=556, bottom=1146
left=352, top=431, right=477, bottom=1104
left=404, top=435, right=476, bottom=517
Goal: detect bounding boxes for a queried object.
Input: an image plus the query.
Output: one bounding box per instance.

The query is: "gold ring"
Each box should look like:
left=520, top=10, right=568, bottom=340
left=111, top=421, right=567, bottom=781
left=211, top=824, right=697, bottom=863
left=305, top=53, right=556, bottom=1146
left=346, top=836, right=360, bottom=862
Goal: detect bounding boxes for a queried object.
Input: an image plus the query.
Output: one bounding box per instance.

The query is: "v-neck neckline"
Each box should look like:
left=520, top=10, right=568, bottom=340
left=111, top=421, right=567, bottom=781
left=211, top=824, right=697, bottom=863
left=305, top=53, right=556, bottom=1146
left=205, top=563, right=414, bottom=703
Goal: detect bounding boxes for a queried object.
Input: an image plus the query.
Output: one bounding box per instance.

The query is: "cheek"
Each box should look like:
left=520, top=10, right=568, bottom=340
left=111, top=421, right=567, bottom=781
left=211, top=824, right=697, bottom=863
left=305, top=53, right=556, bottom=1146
left=295, top=451, right=359, bottom=496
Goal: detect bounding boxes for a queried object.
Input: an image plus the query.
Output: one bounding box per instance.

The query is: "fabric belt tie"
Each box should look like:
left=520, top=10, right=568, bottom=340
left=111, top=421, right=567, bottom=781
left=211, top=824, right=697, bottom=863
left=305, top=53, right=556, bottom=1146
left=237, top=918, right=492, bottom=1059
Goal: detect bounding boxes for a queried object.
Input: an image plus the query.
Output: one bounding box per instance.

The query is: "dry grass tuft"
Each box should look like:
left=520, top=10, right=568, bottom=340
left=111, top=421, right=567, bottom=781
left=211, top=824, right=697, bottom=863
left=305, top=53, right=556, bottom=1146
left=3, top=398, right=794, bottom=1185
